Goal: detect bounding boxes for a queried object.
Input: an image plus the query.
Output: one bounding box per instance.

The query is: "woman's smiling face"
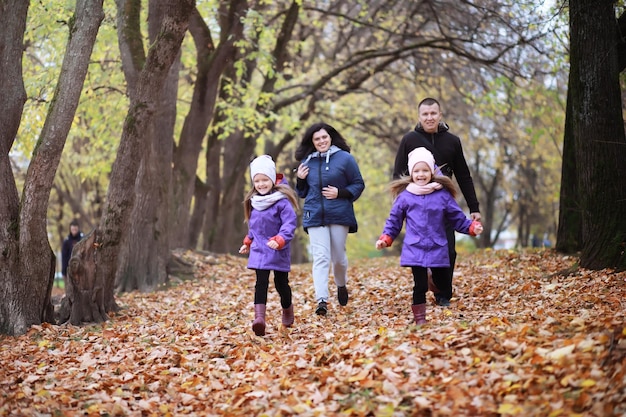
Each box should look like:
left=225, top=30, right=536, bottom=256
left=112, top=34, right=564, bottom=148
left=312, top=129, right=331, bottom=153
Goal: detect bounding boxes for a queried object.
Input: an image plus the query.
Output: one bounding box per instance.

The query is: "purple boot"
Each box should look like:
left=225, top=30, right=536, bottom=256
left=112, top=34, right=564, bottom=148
left=411, top=304, right=427, bottom=325
left=252, top=304, right=266, bottom=336
left=282, top=304, right=294, bottom=327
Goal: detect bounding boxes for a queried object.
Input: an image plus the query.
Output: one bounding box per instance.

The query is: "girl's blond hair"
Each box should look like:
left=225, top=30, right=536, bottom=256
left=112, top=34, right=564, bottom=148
left=389, top=175, right=458, bottom=200
left=243, top=184, right=299, bottom=222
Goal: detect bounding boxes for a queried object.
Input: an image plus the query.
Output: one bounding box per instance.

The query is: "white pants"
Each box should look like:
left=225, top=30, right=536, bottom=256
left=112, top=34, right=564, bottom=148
left=308, top=225, right=349, bottom=302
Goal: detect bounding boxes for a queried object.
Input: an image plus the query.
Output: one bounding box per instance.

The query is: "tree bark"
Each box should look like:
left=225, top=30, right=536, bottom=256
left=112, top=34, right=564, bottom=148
left=115, top=0, right=179, bottom=292
left=170, top=2, right=247, bottom=249
left=214, top=129, right=256, bottom=253
left=188, top=175, right=210, bottom=249
left=60, top=230, right=108, bottom=325
left=0, top=0, right=28, bottom=333
left=66, top=1, right=195, bottom=324
left=568, top=0, right=626, bottom=269
left=1, top=0, right=104, bottom=335
left=203, top=1, right=300, bottom=254
left=200, top=108, right=225, bottom=251
left=555, top=83, right=582, bottom=253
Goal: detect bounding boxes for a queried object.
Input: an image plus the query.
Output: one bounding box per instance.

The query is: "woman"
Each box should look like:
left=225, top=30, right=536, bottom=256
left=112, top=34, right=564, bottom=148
left=295, top=123, right=365, bottom=316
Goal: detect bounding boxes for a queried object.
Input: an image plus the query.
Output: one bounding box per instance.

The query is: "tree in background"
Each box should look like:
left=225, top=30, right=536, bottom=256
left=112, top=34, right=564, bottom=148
left=0, top=0, right=105, bottom=336
left=68, top=0, right=195, bottom=324
left=196, top=0, right=554, bottom=256
left=557, top=0, right=626, bottom=269
left=2, top=0, right=563, bottom=333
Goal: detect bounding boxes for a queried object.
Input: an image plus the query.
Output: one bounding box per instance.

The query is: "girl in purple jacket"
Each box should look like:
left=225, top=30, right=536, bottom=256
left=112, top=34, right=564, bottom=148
left=376, top=148, right=482, bottom=325
left=239, top=155, right=299, bottom=336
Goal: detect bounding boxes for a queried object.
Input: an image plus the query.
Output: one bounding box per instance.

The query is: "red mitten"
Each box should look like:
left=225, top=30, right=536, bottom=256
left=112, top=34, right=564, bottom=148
left=269, top=235, right=286, bottom=250
left=379, top=234, right=393, bottom=247
left=469, top=221, right=482, bottom=236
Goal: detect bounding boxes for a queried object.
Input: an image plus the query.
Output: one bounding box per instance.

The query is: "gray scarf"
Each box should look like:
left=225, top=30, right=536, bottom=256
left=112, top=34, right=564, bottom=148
left=251, top=191, right=287, bottom=211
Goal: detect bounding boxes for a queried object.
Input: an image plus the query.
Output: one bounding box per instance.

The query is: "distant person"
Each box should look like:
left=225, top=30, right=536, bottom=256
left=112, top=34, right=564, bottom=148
left=532, top=234, right=541, bottom=248
left=295, top=123, right=365, bottom=316
left=377, top=148, right=483, bottom=324
left=239, top=155, right=299, bottom=336
left=393, top=97, right=481, bottom=307
left=61, top=219, right=83, bottom=285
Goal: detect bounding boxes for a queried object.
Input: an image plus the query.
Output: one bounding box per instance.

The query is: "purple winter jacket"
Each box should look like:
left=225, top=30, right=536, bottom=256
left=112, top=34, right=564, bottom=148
left=381, top=188, right=473, bottom=268
left=245, top=195, right=297, bottom=272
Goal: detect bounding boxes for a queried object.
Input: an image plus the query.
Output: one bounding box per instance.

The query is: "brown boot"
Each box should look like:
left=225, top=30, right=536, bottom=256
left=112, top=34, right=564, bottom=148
left=282, top=304, right=294, bottom=327
left=252, top=304, right=266, bottom=336
left=411, top=304, right=427, bottom=325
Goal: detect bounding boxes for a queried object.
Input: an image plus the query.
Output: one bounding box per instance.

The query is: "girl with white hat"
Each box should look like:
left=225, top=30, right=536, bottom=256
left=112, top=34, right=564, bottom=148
left=240, top=155, right=299, bottom=336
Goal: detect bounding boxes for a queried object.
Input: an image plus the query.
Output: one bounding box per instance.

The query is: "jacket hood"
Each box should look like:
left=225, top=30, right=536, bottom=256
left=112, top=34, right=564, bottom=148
left=303, top=145, right=341, bottom=164
left=302, top=145, right=342, bottom=166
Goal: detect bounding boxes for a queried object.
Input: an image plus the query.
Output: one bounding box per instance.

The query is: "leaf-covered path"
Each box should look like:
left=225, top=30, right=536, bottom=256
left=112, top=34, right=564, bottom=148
left=1, top=250, right=625, bottom=416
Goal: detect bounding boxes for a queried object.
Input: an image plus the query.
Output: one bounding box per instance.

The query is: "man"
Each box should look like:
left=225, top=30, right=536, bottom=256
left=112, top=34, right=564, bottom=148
left=61, top=219, right=83, bottom=286
left=393, top=97, right=481, bottom=307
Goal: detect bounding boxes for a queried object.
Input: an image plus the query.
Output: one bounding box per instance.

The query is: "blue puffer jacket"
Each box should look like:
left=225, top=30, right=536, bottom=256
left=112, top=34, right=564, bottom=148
left=296, top=146, right=365, bottom=233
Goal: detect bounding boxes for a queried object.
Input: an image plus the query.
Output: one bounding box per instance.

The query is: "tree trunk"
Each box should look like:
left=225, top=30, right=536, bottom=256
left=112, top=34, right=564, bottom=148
left=65, top=1, right=195, bottom=325
left=188, top=176, right=210, bottom=249
left=219, top=129, right=256, bottom=253
left=569, top=0, right=626, bottom=269
left=0, top=0, right=28, bottom=335
left=203, top=2, right=300, bottom=254
left=477, top=166, right=501, bottom=248
left=201, top=54, right=256, bottom=253
left=60, top=230, right=108, bottom=325
left=1, top=0, right=104, bottom=335
left=200, top=126, right=223, bottom=251
left=555, top=84, right=582, bottom=253
left=170, top=2, right=247, bottom=249
left=115, top=0, right=179, bottom=292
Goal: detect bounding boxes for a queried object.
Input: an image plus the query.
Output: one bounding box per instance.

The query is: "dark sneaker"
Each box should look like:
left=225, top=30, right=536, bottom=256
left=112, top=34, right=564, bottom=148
left=315, top=301, right=328, bottom=316
left=435, top=295, right=451, bottom=307
left=337, top=286, right=349, bottom=306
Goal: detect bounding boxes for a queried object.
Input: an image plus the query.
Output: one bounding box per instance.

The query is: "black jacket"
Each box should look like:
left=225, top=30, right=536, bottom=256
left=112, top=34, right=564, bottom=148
left=393, top=123, right=480, bottom=214
left=61, top=233, right=83, bottom=276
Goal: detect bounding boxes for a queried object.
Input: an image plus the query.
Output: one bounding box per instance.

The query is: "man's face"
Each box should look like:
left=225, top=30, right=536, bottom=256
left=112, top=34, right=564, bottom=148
left=418, top=103, right=442, bottom=134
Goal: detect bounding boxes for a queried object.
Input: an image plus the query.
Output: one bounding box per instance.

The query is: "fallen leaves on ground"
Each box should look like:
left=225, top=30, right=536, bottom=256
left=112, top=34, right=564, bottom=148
left=1, top=249, right=625, bottom=416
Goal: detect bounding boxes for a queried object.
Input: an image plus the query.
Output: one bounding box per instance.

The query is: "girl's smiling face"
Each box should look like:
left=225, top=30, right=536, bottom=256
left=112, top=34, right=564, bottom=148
left=253, top=174, right=274, bottom=195
left=312, top=129, right=331, bottom=153
left=411, top=161, right=432, bottom=185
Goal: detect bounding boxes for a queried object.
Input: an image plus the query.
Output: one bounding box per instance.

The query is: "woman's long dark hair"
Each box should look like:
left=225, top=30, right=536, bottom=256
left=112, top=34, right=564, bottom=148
left=295, top=123, right=351, bottom=161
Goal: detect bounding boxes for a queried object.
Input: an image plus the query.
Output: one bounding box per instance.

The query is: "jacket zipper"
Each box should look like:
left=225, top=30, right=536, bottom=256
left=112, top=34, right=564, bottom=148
left=319, top=158, right=325, bottom=226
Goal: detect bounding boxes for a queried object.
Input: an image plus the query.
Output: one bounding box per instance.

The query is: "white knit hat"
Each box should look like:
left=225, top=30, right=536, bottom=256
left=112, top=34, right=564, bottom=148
left=407, top=147, right=435, bottom=175
left=250, top=155, right=276, bottom=184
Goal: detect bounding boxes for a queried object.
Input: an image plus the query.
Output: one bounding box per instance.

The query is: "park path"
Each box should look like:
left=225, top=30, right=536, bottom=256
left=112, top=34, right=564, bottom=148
left=1, top=250, right=625, bottom=416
